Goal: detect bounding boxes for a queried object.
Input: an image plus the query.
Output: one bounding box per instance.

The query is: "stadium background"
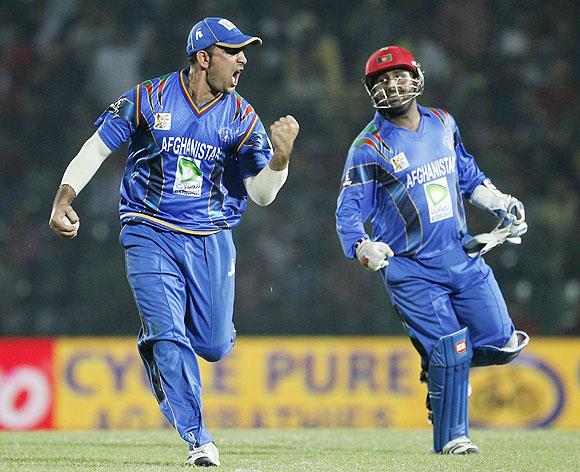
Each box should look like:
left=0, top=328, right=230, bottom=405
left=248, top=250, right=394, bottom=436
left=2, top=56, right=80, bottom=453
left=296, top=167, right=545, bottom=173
left=0, top=0, right=578, bottom=431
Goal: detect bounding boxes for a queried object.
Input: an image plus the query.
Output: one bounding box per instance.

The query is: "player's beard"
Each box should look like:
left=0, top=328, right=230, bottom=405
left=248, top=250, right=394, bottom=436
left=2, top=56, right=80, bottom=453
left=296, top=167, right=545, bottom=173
left=382, top=100, right=414, bottom=117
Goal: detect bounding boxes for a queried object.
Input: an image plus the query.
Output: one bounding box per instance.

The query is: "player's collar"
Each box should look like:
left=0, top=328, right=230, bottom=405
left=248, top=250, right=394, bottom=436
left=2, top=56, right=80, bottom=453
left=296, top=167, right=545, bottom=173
left=417, top=104, right=433, bottom=117
left=179, top=69, right=224, bottom=116
left=374, top=104, right=425, bottom=137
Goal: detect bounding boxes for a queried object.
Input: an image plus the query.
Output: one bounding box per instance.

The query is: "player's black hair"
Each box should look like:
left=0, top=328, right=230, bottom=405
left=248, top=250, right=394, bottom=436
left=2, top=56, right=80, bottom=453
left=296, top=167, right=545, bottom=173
left=188, top=45, right=216, bottom=65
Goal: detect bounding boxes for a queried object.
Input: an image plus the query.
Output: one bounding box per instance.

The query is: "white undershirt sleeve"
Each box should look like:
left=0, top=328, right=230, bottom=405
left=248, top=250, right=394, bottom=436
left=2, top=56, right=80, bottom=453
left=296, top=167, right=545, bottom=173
left=243, top=164, right=288, bottom=206
left=61, top=131, right=112, bottom=196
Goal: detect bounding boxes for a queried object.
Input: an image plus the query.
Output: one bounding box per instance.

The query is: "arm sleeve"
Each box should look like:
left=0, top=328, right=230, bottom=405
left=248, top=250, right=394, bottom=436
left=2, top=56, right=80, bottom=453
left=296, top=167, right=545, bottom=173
left=60, top=131, right=112, bottom=195
left=453, top=118, right=486, bottom=198
left=235, top=115, right=273, bottom=179
left=94, top=87, right=139, bottom=152
left=243, top=164, right=288, bottom=206
left=335, top=147, right=377, bottom=259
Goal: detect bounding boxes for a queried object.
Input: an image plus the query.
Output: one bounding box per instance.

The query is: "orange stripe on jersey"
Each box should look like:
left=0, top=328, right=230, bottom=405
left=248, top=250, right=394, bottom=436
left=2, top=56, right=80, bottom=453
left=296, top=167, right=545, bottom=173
left=430, top=108, right=447, bottom=127
left=157, top=73, right=171, bottom=107
left=135, top=84, right=141, bottom=127
left=241, top=104, right=254, bottom=122
left=142, top=80, right=154, bottom=110
left=360, top=137, right=390, bottom=161
left=235, top=114, right=259, bottom=153
left=372, top=130, right=392, bottom=152
left=233, top=94, right=242, bottom=122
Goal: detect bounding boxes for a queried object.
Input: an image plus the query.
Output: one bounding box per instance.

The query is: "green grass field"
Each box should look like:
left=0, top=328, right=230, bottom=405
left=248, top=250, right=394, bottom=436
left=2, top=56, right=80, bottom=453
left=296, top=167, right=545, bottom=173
left=0, top=429, right=578, bottom=471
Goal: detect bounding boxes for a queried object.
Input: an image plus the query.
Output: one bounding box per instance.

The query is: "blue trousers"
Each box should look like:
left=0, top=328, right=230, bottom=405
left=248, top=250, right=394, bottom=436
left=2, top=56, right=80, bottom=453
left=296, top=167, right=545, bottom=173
left=381, top=245, right=515, bottom=365
left=120, top=223, right=236, bottom=446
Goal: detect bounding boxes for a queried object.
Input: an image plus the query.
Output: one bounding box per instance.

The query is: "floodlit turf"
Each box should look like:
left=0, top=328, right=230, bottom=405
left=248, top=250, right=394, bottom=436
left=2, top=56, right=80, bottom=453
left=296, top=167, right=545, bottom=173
left=0, top=428, right=579, bottom=471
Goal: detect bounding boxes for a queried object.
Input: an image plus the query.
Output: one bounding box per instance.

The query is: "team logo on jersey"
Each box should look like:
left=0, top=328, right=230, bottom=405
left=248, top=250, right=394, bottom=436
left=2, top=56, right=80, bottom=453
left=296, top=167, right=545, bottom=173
left=444, top=134, right=454, bottom=151
left=174, top=156, right=203, bottom=197
left=154, top=113, right=172, bottom=130
left=424, top=176, right=453, bottom=223
left=218, top=127, right=234, bottom=144
left=390, top=152, right=410, bottom=172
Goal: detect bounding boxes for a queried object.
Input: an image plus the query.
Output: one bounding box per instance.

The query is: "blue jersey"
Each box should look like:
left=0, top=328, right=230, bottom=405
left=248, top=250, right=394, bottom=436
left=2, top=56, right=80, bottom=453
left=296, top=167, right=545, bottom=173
left=95, top=70, right=272, bottom=234
left=336, top=105, right=486, bottom=259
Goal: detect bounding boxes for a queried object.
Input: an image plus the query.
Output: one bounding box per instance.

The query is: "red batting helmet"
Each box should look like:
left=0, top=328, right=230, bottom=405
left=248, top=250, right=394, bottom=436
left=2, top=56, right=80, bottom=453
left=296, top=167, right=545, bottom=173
left=364, top=46, right=424, bottom=109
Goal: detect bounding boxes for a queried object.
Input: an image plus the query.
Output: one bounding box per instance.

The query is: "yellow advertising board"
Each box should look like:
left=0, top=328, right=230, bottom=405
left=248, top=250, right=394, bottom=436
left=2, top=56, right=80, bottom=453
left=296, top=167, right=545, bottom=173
left=53, top=337, right=580, bottom=430
left=54, top=338, right=164, bottom=430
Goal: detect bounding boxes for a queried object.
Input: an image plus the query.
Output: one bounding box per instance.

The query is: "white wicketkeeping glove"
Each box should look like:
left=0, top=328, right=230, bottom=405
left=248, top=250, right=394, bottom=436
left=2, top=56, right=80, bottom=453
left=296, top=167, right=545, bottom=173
left=355, top=239, right=394, bottom=271
left=464, top=198, right=528, bottom=257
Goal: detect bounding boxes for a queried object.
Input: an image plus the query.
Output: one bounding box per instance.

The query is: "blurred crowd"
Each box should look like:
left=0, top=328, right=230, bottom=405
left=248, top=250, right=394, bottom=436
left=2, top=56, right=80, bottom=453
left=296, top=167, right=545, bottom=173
left=1, top=0, right=578, bottom=336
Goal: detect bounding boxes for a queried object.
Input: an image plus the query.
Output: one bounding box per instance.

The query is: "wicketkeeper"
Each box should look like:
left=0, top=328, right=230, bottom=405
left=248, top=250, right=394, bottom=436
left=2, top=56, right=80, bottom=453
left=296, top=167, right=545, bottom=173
left=336, top=45, right=529, bottom=454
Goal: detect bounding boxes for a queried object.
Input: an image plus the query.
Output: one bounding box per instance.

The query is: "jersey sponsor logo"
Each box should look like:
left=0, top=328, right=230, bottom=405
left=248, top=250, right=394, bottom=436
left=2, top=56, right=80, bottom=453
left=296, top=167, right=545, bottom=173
left=161, top=136, right=222, bottom=160
left=424, top=176, right=453, bottom=223
left=406, top=156, right=455, bottom=189
left=390, top=152, right=409, bottom=172
left=455, top=340, right=467, bottom=353
left=173, top=156, right=203, bottom=197
left=154, top=113, right=172, bottom=130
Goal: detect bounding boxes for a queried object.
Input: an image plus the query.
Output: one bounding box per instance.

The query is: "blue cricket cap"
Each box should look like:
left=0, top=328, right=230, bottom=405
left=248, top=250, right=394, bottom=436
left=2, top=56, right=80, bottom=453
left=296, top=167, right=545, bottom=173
left=186, top=17, right=262, bottom=57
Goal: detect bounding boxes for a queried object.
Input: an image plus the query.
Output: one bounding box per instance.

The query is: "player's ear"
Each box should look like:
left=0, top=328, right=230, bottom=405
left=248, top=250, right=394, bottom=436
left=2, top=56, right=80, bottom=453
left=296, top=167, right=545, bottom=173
left=196, top=50, right=211, bottom=69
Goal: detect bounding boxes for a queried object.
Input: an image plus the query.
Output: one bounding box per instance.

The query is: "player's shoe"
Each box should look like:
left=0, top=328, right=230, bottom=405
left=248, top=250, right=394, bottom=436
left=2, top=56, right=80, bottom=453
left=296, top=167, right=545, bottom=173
left=186, top=442, right=220, bottom=467
left=440, top=436, right=480, bottom=455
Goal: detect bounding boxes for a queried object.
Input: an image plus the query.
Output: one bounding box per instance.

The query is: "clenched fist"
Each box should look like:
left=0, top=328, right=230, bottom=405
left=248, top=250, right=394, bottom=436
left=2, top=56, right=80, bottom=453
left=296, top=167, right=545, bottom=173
left=49, top=184, right=80, bottom=238
left=49, top=204, right=80, bottom=238
left=269, top=115, right=299, bottom=170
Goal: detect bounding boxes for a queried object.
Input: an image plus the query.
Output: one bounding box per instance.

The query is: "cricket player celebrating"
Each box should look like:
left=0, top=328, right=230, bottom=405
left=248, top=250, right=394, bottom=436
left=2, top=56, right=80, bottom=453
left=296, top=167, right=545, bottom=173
left=50, top=18, right=299, bottom=467
left=336, top=46, right=528, bottom=454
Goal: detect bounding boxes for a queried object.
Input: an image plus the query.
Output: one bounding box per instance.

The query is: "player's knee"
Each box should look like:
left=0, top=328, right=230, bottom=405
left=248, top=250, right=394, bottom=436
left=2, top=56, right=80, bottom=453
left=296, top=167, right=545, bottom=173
left=153, top=340, right=182, bottom=370
left=195, top=342, right=233, bottom=362
left=429, top=328, right=473, bottom=368
left=472, top=330, right=529, bottom=366
left=196, top=325, right=236, bottom=362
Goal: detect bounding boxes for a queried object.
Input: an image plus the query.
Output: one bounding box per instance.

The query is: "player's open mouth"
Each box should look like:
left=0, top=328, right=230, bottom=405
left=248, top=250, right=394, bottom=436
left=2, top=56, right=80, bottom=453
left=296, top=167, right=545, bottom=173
left=232, top=70, right=241, bottom=86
